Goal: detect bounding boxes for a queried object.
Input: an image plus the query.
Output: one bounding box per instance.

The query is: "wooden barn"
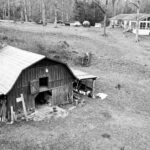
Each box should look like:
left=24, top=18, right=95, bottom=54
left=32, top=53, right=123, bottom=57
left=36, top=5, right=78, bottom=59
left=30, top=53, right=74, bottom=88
left=0, top=46, right=97, bottom=121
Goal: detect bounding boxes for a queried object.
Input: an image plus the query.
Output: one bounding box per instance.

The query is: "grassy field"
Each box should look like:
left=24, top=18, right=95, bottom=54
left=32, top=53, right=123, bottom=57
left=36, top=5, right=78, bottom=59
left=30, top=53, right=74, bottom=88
left=1, top=22, right=150, bottom=150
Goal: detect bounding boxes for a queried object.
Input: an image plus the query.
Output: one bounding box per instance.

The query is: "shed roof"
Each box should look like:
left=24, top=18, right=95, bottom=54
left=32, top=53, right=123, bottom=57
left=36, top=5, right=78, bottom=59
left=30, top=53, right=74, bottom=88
left=110, top=13, right=150, bottom=21
left=71, top=68, right=97, bottom=80
left=0, top=46, right=45, bottom=95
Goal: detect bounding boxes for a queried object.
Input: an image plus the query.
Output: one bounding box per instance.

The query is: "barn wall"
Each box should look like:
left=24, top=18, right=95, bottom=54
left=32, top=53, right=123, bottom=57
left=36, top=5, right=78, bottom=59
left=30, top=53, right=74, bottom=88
left=52, top=83, right=73, bottom=105
left=7, top=58, right=74, bottom=117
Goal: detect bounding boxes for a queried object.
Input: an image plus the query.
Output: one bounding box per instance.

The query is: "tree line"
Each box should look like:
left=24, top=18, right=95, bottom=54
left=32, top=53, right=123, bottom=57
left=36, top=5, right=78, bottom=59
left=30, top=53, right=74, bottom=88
left=0, top=0, right=150, bottom=25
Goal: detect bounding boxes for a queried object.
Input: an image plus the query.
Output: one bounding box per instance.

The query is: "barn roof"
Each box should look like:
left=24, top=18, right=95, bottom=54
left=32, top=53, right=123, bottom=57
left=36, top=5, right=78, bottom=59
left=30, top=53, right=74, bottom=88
left=110, top=13, right=150, bottom=21
left=0, top=46, right=45, bottom=95
left=0, top=46, right=97, bottom=95
left=70, top=68, right=97, bottom=80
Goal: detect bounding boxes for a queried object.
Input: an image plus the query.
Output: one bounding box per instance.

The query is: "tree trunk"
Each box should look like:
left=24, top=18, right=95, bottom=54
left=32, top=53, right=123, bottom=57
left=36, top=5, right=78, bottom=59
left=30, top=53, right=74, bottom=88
left=41, top=0, right=46, bottom=26
left=12, top=5, right=15, bottom=21
left=66, top=13, right=69, bottom=22
left=62, top=0, right=64, bottom=22
left=112, top=5, right=115, bottom=16
left=8, top=0, right=10, bottom=20
left=103, top=0, right=108, bottom=36
left=20, top=8, right=24, bottom=22
left=28, top=0, right=32, bottom=21
left=136, top=6, right=140, bottom=42
left=3, top=2, right=6, bottom=20
left=54, top=1, right=58, bottom=27
left=3, top=8, right=6, bottom=20
left=23, top=0, right=28, bottom=22
left=103, top=13, right=107, bottom=36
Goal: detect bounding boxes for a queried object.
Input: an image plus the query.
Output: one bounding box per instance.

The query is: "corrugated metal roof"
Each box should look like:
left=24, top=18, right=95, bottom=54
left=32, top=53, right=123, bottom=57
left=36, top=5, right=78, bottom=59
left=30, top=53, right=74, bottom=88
left=0, top=46, right=45, bottom=95
left=110, top=13, right=150, bottom=21
left=70, top=68, right=97, bottom=80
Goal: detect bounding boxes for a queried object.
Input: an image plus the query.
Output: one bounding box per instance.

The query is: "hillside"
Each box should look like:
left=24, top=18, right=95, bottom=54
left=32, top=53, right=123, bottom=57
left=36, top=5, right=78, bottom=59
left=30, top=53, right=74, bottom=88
left=0, top=22, right=150, bottom=150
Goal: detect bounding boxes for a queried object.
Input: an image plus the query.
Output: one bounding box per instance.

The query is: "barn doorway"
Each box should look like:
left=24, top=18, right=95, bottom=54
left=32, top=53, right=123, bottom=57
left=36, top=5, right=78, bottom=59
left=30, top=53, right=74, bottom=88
left=35, top=90, right=52, bottom=108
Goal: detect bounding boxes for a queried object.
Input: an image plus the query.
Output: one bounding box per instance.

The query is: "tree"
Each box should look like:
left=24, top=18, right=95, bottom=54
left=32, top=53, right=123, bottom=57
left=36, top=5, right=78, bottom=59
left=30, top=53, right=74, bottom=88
left=23, top=0, right=28, bottom=22
left=28, top=0, right=32, bottom=21
left=7, top=0, right=10, bottom=19
left=61, top=0, right=64, bottom=22
left=41, top=0, right=46, bottom=26
left=112, top=0, right=117, bottom=16
left=54, top=1, right=58, bottom=27
left=125, top=0, right=140, bottom=42
left=94, top=0, right=108, bottom=36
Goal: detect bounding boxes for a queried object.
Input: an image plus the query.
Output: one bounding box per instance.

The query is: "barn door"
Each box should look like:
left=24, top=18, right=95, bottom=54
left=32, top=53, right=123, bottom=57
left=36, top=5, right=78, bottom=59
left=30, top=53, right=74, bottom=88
left=52, top=85, right=70, bottom=105
left=30, top=79, right=39, bottom=94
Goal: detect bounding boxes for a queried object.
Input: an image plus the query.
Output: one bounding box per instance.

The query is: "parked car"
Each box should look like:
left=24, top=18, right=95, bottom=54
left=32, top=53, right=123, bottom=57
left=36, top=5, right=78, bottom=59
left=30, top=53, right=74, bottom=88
left=71, top=21, right=82, bottom=27
left=64, top=22, right=70, bottom=26
left=57, top=20, right=63, bottom=24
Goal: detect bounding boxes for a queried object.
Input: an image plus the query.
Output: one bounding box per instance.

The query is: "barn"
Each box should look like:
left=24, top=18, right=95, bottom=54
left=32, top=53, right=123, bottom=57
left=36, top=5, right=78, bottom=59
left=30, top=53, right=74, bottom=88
left=0, top=46, right=97, bottom=121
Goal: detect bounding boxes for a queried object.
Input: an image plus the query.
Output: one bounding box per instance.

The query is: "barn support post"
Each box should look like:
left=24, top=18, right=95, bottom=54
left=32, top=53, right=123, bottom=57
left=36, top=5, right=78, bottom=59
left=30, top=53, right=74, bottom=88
left=92, top=79, right=96, bottom=98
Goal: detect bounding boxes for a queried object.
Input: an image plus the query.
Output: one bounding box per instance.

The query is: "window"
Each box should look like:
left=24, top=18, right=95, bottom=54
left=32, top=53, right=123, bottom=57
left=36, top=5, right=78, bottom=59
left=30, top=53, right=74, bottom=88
left=148, top=17, right=150, bottom=21
left=148, top=23, right=150, bottom=28
left=140, top=22, right=146, bottom=29
left=39, top=77, right=48, bottom=87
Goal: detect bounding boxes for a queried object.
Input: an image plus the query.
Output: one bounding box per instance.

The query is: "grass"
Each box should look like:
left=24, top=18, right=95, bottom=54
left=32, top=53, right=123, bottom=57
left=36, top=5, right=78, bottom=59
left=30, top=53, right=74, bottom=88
left=1, top=23, right=150, bottom=150
left=0, top=27, right=80, bottom=64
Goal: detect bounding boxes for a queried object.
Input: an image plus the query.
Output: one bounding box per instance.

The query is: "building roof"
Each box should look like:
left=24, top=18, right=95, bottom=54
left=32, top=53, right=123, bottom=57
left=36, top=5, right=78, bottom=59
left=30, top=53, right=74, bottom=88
left=0, top=46, right=45, bottom=95
left=110, top=13, right=150, bottom=21
left=0, top=46, right=97, bottom=95
left=70, top=68, right=97, bottom=80
left=110, top=14, right=129, bottom=20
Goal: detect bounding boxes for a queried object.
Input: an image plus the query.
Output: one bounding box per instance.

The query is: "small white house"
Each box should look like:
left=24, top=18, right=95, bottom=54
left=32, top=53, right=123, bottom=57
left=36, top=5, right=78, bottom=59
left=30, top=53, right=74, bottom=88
left=110, top=13, right=150, bottom=35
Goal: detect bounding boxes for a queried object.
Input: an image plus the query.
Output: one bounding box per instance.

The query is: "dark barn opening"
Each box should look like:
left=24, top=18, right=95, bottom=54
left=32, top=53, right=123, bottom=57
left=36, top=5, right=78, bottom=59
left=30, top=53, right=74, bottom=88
left=35, top=90, right=52, bottom=107
left=39, top=77, right=48, bottom=87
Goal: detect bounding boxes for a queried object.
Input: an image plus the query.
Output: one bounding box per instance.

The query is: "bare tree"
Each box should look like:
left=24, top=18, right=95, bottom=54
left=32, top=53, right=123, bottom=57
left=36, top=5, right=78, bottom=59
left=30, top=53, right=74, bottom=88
left=7, top=0, right=10, bottom=19
left=125, top=0, right=140, bottom=42
left=54, top=1, right=58, bottom=27
left=2, top=1, right=6, bottom=20
left=112, top=0, right=117, bottom=16
left=41, top=0, right=46, bottom=26
left=94, top=0, right=108, bottom=36
left=61, top=0, right=64, bottom=22
left=23, top=0, right=28, bottom=22
left=28, top=0, right=32, bottom=21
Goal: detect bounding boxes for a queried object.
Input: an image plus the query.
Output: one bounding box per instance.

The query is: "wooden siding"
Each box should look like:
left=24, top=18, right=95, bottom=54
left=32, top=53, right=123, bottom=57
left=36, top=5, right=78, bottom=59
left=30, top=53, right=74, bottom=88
left=52, top=83, right=73, bottom=105
left=7, top=58, right=74, bottom=118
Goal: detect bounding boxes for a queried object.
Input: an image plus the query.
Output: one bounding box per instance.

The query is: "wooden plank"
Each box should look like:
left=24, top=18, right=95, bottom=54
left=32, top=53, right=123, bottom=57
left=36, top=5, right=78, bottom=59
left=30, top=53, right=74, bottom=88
left=30, top=79, right=39, bottom=94
left=21, top=94, right=28, bottom=121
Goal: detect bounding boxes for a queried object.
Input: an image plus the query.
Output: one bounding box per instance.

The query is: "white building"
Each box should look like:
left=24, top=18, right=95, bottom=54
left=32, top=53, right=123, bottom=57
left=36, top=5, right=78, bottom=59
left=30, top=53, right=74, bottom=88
left=110, top=13, right=150, bottom=35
